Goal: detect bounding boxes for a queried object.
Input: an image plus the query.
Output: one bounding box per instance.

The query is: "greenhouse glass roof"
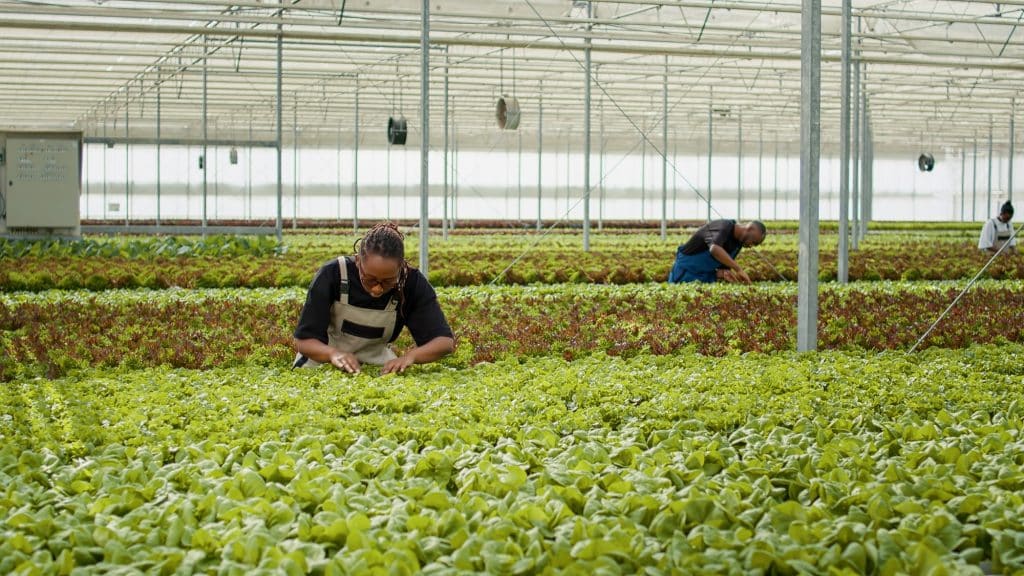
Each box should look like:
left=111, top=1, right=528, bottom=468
left=0, top=0, right=1020, bottom=154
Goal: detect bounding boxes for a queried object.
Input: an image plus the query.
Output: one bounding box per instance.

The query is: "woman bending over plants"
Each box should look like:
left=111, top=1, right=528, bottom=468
left=292, top=222, right=455, bottom=374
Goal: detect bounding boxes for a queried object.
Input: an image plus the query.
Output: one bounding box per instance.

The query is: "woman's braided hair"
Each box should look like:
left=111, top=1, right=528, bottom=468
left=353, top=222, right=409, bottom=314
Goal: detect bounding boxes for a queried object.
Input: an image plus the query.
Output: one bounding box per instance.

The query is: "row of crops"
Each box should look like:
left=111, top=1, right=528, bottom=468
left=2, top=231, right=1022, bottom=291
left=3, top=226, right=1024, bottom=574
left=3, top=282, right=1024, bottom=380
left=3, top=345, right=1023, bottom=574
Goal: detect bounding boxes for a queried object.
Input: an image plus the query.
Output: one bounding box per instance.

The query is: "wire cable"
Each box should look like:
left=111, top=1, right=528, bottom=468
left=908, top=221, right=1023, bottom=353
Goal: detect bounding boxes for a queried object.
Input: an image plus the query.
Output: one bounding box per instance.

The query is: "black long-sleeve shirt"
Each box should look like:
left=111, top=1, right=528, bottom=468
left=678, top=219, right=741, bottom=256
left=294, top=258, right=453, bottom=346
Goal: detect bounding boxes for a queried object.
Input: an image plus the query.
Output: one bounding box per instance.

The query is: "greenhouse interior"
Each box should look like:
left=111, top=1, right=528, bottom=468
left=2, top=1, right=1024, bottom=574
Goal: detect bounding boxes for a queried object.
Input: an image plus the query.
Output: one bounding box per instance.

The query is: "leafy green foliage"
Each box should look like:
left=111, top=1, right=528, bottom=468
left=3, top=226, right=1022, bottom=572
left=0, top=235, right=285, bottom=260
left=3, top=282, right=1024, bottom=381
left=2, top=346, right=1023, bottom=573
left=2, top=231, right=1022, bottom=291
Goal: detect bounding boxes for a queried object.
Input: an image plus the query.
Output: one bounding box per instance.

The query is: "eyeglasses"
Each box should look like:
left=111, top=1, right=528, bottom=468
left=356, top=260, right=399, bottom=292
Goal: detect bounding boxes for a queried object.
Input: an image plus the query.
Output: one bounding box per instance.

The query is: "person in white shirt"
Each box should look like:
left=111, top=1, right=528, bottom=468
left=978, top=201, right=1017, bottom=255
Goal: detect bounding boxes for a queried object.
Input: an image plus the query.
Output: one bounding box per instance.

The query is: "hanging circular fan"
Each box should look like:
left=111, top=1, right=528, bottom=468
left=496, top=96, right=521, bottom=130
left=917, top=153, right=935, bottom=172
left=388, top=116, right=408, bottom=145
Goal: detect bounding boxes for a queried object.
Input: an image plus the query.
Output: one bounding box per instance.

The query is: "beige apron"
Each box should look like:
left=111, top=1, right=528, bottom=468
left=295, top=256, right=399, bottom=368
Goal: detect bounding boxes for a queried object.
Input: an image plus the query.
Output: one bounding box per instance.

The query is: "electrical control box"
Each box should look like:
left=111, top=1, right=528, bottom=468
left=0, top=131, right=82, bottom=237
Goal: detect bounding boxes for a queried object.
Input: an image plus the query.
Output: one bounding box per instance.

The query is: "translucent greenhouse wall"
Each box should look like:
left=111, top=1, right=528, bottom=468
left=80, top=143, right=1019, bottom=223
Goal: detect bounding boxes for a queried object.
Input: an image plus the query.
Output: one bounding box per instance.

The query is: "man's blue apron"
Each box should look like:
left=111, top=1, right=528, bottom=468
left=668, top=245, right=740, bottom=283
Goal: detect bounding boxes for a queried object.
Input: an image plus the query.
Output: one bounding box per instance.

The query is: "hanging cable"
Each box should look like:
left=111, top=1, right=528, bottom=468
left=908, top=221, right=1023, bottom=353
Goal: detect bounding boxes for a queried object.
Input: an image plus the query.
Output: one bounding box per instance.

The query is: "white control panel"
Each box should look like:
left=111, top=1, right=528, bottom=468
left=2, top=134, right=81, bottom=229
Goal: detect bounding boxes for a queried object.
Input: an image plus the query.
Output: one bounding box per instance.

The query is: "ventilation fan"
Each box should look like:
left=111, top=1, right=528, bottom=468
left=387, top=116, right=408, bottom=145
left=917, top=153, right=935, bottom=172
left=496, top=96, right=521, bottom=130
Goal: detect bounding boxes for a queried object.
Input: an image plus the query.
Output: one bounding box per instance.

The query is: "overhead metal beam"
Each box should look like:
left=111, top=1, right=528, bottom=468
left=83, top=136, right=278, bottom=147
left=3, top=16, right=1023, bottom=73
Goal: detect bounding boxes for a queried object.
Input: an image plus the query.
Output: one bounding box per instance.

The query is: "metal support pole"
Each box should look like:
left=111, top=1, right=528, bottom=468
left=851, top=17, right=861, bottom=250
left=707, top=94, right=713, bottom=221
left=757, top=127, right=763, bottom=220
left=213, top=126, right=219, bottom=221
left=353, top=79, right=360, bottom=233
left=185, top=142, right=189, bottom=219
left=737, top=111, right=742, bottom=219
left=862, top=118, right=873, bottom=236
left=960, top=142, right=966, bottom=222
left=293, top=94, right=298, bottom=230
left=973, top=135, right=978, bottom=221
left=247, top=112, right=253, bottom=221
left=125, top=85, right=130, bottom=229
left=988, top=120, right=994, bottom=216
left=337, top=120, right=342, bottom=220
left=774, top=137, right=779, bottom=219
left=452, top=118, right=458, bottom=228
left=537, top=88, right=543, bottom=231
left=386, top=142, right=391, bottom=220
left=838, top=0, right=851, bottom=283
left=797, top=0, right=821, bottom=352
left=583, top=0, right=592, bottom=252
left=156, top=73, right=161, bottom=227
left=443, top=56, right=449, bottom=239
left=419, top=0, right=430, bottom=274
left=84, top=131, right=90, bottom=219
left=518, top=130, right=523, bottom=222
left=103, top=119, right=107, bottom=221
left=661, top=55, right=668, bottom=240
left=566, top=136, right=571, bottom=214
left=599, top=90, right=605, bottom=231
left=640, top=133, right=646, bottom=222
left=275, top=28, right=283, bottom=242
left=202, top=35, right=208, bottom=237
left=672, top=137, right=678, bottom=220
left=1010, top=99, right=1016, bottom=204
left=505, top=140, right=510, bottom=219
left=451, top=98, right=458, bottom=230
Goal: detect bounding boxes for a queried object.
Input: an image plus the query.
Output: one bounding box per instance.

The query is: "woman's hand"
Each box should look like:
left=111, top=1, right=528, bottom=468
left=329, top=351, right=361, bottom=374
left=380, top=337, right=455, bottom=375
left=382, top=354, right=417, bottom=375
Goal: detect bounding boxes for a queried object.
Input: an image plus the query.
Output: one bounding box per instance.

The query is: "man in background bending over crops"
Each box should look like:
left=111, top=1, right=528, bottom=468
left=668, top=219, right=766, bottom=284
left=978, top=201, right=1017, bottom=255
left=293, top=222, right=455, bottom=374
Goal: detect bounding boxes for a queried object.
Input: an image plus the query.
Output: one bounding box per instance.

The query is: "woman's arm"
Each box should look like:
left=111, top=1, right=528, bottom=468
left=382, top=336, right=456, bottom=374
